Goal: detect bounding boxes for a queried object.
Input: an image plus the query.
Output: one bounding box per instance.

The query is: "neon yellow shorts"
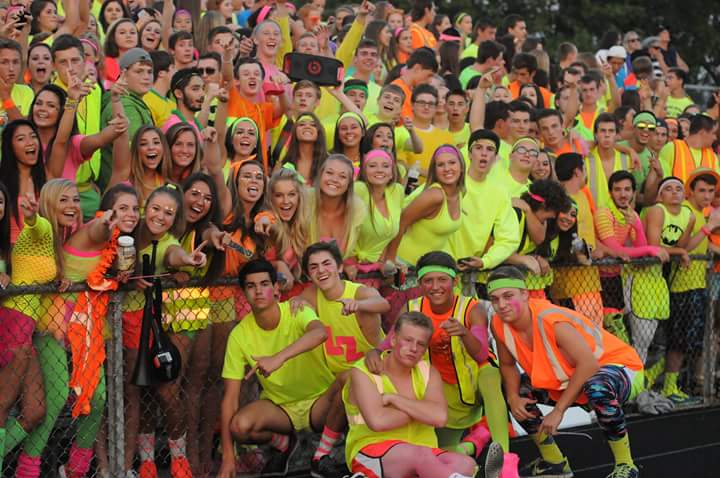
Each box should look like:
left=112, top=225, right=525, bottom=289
left=278, top=397, right=319, bottom=431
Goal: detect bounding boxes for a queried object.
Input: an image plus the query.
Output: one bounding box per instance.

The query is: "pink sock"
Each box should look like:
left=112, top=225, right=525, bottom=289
left=15, top=453, right=41, bottom=478
left=500, top=452, right=520, bottom=478
left=67, top=443, right=94, bottom=478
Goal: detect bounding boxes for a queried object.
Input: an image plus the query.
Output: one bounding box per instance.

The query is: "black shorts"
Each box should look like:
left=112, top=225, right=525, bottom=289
left=668, top=289, right=708, bottom=353
left=600, top=275, right=624, bottom=311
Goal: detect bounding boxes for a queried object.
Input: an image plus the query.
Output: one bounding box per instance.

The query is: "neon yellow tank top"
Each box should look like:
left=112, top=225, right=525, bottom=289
left=398, top=183, right=461, bottom=265
left=316, top=280, right=377, bottom=375
left=657, top=203, right=691, bottom=247
left=342, top=354, right=437, bottom=466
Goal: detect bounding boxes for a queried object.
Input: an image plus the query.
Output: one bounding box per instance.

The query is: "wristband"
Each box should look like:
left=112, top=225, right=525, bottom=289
left=2, top=98, right=15, bottom=110
left=65, top=99, right=79, bottom=108
left=702, top=226, right=712, bottom=237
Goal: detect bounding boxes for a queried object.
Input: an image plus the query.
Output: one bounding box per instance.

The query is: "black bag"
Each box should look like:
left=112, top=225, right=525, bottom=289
left=130, top=242, right=181, bottom=386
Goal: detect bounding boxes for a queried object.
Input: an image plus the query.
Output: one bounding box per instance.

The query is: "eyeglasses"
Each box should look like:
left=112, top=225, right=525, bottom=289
left=628, top=37, right=640, bottom=43
left=198, top=67, right=217, bottom=76
left=635, top=122, right=656, bottom=131
left=512, top=146, right=540, bottom=158
left=414, top=100, right=437, bottom=108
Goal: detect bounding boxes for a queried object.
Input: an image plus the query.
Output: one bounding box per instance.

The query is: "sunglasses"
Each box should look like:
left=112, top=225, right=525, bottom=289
left=198, top=67, right=217, bottom=76
left=635, top=122, right=656, bottom=131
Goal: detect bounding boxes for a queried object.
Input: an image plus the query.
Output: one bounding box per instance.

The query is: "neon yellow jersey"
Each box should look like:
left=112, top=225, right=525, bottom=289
left=316, top=280, right=379, bottom=375
left=666, top=95, right=694, bottom=119
left=354, top=182, right=404, bottom=262
left=343, top=354, right=437, bottom=466
left=222, top=301, right=334, bottom=405
left=144, top=89, right=176, bottom=127
left=122, top=233, right=180, bottom=313
left=670, top=202, right=707, bottom=292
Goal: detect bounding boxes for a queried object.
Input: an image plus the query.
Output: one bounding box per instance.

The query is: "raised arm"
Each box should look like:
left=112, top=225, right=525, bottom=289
left=160, top=0, right=175, bottom=51
left=106, top=80, right=132, bottom=190
left=47, top=75, right=91, bottom=179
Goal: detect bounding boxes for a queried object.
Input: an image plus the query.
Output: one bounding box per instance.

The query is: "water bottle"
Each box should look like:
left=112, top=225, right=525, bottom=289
left=405, top=161, right=420, bottom=195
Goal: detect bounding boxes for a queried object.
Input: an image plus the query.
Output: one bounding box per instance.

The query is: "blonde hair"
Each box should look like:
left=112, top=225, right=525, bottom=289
left=39, top=178, right=81, bottom=279
left=267, top=168, right=311, bottom=266
left=311, top=154, right=366, bottom=256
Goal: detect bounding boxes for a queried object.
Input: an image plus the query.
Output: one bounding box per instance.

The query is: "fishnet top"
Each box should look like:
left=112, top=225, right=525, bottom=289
left=2, top=215, right=57, bottom=321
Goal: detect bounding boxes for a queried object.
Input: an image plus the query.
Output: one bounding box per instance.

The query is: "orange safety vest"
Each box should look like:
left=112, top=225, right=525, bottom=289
left=672, top=140, right=718, bottom=183
left=491, top=298, right=642, bottom=403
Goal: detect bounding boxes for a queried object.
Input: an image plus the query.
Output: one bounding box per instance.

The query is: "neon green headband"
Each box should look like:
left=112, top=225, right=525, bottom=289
left=230, top=116, right=259, bottom=136
left=455, top=12, right=470, bottom=26
left=511, top=136, right=539, bottom=151
left=487, top=278, right=527, bottom=294
left=344, top=82, right=369, bottom=96
left=417, top=265, right=456, bottom=279
left=337, top=111, right=366, bottom=129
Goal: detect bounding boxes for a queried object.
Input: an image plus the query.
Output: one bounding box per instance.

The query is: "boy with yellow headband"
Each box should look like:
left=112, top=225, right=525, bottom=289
left=488, top=266, right=644, bottom=478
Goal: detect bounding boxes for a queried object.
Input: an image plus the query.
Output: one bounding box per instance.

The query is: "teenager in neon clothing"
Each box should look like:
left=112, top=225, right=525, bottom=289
left=366, top=251, right=519, bottom=477
left=489, top=265, right=644, bottom=478
left=343, top=311, right=480, bottom=478
left=292, top=241, right=389, bottom=477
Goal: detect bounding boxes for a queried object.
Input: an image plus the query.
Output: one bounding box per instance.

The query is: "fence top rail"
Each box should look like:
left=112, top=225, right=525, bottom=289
left=0, top=254, right=714, bottom=296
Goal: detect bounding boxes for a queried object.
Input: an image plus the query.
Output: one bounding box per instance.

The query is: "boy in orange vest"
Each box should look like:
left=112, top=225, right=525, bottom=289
left=488, top=266, right=644, bottom=478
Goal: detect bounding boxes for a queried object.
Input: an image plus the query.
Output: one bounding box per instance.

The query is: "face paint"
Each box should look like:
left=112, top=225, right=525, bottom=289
left=511, top=298, right=523, bottom=318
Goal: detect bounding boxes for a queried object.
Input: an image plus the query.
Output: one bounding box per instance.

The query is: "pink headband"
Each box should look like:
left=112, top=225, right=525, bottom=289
left=439, top=33, right=462, bottom=42
left=176, top=9, right=191, bottom=17
left=257, top=5, right=273, bottom=24
left=529, top=193, right=545, bottom=203
left=394, top=27, right=405, bottom=38
left=365, top=149, right=393, bottom=163
left=80, top=38, right=98, bottom=55
left=434, top=145, right=461, bottom=157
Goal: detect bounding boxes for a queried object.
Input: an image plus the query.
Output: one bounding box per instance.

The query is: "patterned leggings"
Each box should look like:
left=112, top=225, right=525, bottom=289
left=518, top=365, right=632, bottom=441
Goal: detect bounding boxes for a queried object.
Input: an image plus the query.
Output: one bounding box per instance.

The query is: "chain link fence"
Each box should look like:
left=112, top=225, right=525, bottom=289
left=0, top=257, right=718, bottom=477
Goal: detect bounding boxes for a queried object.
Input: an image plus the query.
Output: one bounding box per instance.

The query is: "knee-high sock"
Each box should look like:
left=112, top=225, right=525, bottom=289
left=23, top=335, right=69, bottom=457
left=2, top=420, right=28, bottom=457
left=0, top=428, right=5, bottom=471
left=477, top=363, right=511, bottom=452
left=74, top=371, right=106, bottom=449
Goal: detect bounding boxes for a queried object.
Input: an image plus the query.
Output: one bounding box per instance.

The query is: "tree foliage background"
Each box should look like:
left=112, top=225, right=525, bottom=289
left=324, top=0, right=720, bottom=85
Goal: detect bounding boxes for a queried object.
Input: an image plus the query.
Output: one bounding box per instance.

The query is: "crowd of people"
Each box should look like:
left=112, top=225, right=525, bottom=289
left=0, top=0, right=718, bottom=477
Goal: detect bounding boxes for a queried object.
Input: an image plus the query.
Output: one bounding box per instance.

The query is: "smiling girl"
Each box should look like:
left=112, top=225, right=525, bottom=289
left=121, top=184, right=207, bottom=476
left=386, top=145, right=465, bottom=266
left=280, top=112, right=327, bottom=183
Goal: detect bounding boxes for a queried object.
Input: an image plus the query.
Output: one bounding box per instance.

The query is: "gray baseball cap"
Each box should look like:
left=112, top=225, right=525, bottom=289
left=119, top=48, right=153, bottom=70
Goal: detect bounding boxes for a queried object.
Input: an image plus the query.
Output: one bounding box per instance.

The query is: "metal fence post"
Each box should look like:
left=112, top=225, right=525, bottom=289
left=703, top=276, right=718, bottom=404
left=106, top=291, right=126, bottom=477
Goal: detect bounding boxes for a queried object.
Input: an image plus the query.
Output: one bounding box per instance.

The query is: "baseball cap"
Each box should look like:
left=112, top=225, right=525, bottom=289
left=119, top=48, right=153, bottom=70
left=607, top=45, right=627, bottom=59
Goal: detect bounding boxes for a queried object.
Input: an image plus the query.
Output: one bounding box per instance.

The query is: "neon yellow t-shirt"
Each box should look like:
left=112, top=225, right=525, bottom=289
left=666, top=95, right=694, bottom=119
left=222, top=301, right=334, bottom=405
left=405, top=126, right=455, bottom=178
left=2, top=84, right=35, bottom=118
left=493, top=167, right=531, bottom=198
